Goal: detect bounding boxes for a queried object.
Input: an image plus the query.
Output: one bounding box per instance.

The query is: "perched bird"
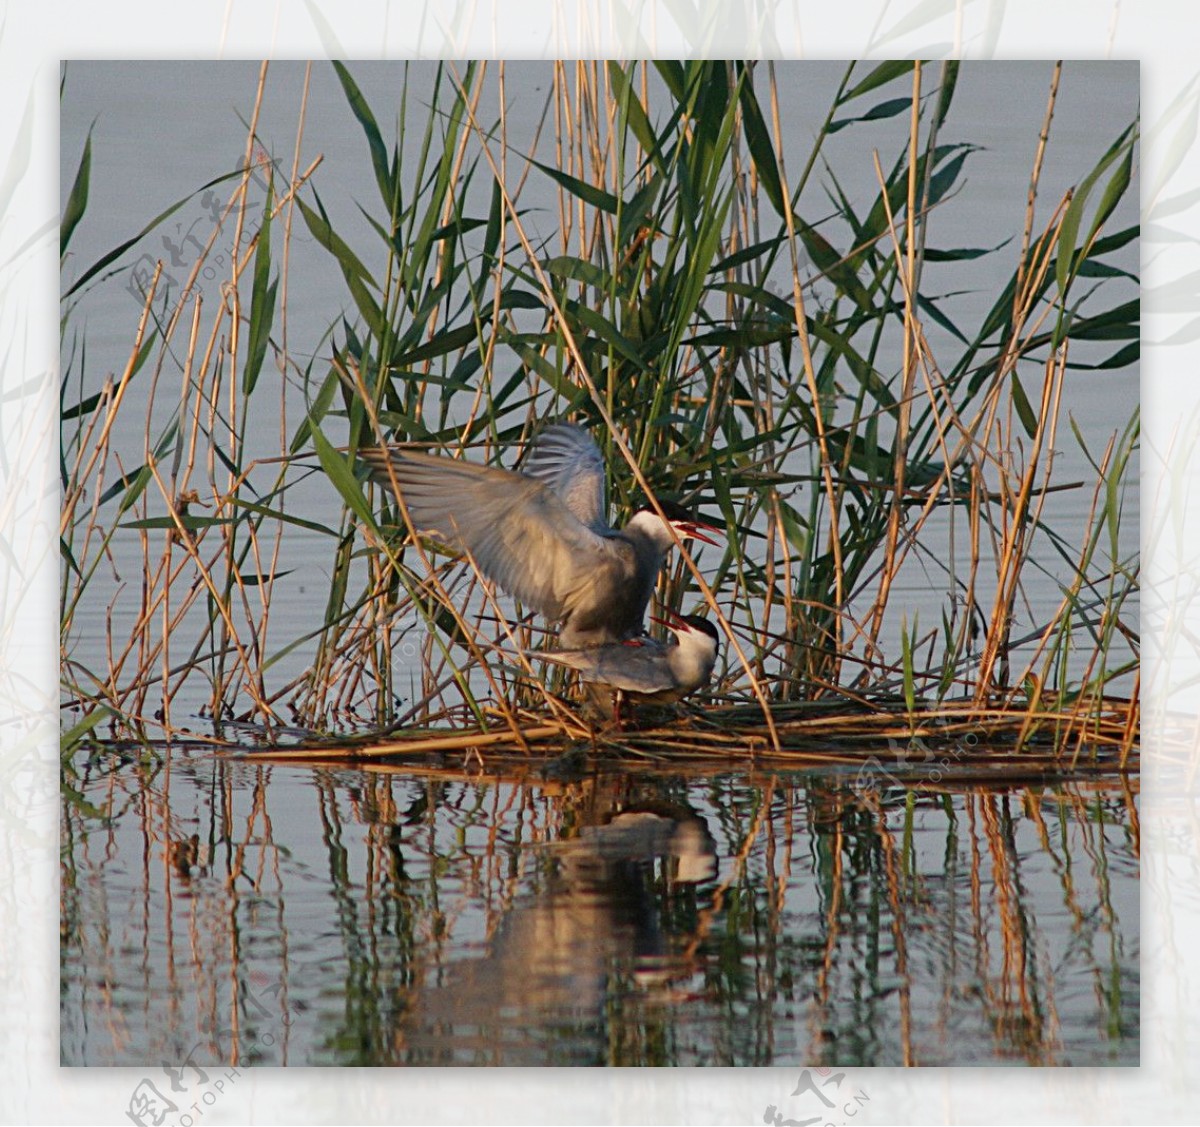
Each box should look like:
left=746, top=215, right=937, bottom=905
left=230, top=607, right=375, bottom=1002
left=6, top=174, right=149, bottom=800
left=533, top=611, right=721, bottom=721
left=360, top=424, right=722, bottom=648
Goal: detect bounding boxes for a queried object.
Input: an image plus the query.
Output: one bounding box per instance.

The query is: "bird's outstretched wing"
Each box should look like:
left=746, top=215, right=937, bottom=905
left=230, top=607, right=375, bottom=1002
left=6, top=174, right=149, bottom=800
left=360, top=446, right=632, bottom=624
left=518, top=424, right=609, bottom=535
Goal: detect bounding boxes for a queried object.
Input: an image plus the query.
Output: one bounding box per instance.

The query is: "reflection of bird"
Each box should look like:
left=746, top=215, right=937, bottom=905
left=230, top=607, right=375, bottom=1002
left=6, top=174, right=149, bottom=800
left=535, top=611, right=720, bottom=719
left=360, top=424, right=721, bottom=647
left=392, top=797, right=716, bottom=1064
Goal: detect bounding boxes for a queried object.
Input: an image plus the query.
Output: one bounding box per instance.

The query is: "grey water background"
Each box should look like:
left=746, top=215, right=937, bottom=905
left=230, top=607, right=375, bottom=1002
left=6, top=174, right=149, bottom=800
left=59, top=61, right=1138, bottom=1069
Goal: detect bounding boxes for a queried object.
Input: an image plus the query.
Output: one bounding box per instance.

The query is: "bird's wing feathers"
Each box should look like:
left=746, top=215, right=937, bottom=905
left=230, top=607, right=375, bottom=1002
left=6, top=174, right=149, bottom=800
left=518, top=424, right=609, bottom=534
left=360, top=446, right=633, bottom=623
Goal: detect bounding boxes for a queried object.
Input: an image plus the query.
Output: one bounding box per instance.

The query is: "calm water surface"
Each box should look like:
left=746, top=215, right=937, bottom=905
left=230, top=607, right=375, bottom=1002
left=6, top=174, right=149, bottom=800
left=61, top=751, right=1138, bottom=1067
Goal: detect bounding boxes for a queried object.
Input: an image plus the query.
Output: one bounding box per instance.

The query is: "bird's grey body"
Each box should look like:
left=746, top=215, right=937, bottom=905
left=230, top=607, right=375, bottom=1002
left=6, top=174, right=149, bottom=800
left=360, top=425, right=719, bottom=648
left=539, top=614, right=720, bottom=706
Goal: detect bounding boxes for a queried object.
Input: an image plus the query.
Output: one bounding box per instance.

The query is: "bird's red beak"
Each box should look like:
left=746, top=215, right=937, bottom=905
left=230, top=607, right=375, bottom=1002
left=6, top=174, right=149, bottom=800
left=650, top=610, right=689, bottom=632
left=677, top=520, right=723, bottom=547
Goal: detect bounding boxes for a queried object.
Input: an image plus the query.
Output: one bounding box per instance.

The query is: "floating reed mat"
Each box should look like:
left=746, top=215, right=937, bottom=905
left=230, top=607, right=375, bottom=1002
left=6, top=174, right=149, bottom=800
left=223, top=696, right=1137, bottom=774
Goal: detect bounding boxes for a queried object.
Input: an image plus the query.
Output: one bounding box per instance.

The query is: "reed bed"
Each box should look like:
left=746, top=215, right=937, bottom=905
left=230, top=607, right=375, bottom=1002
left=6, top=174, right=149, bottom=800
left=219, top=697, right=1136, bottom=778
left=60, top=60, right=1139, bottom=765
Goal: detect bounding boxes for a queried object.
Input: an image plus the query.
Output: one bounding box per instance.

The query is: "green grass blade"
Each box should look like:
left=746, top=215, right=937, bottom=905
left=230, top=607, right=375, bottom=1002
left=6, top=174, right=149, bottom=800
left=242, top=182, right=276, bottom=396
left=60, top=126, right=92, bottom=257
left=63, top=168, right=244, bottom=300
left=332, top=60, right=395, bottom=213
left=310, top=420, right=378, bottom=533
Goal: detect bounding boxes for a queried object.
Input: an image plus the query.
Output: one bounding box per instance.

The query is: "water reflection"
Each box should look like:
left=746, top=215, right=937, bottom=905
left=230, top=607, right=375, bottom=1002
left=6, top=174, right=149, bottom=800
left=395, top=800, right=716, bottom=1065
left=60, top=752, right=1138, bottom=1067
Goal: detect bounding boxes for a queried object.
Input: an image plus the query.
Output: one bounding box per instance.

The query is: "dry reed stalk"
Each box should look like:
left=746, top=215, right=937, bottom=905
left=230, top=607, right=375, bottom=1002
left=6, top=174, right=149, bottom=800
left=109, top=552, right=197, bottom=714
left=351, top=362, right=545, bottom=751
left=1119, top=669, right=1139, bottom=767
left=450, top=67, right=784, bottom=752
left=91, top=75, right=309, bottom=730
left=863, top=66, right=925, bottom=660
left=846, top=157, right=962, bottom=668
left=739, top=71, right=791, bottom=691
left=231, top=722, right=572, bottom=761
left=61, top=265, right=162, bottom=540
left=142, top=456, right=272, bottom=718
left=975, top=345, right=1069, bottom=699
left=1016, top=63, right=1063, bottom=303
left=767, top=63, right=847, bottom=671
left=1008, top=439, right=1114, bottom=720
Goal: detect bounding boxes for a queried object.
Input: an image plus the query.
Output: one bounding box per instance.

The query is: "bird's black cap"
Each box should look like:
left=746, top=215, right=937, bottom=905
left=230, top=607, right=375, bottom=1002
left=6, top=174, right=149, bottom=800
left=637, top=498, right=716, bottom=526
left=677, top=615, right=720, bottom=644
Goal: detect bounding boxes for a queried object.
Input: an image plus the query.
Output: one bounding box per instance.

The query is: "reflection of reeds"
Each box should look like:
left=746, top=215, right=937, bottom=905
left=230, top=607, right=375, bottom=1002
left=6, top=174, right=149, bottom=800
left=804, top=777, right=1136, bottom=1065
left=61, top=61, right=1139, bottom=756
left=61, top=751, right=1137, bottom=1065
left=59, top=757, right=308, bottom=1065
